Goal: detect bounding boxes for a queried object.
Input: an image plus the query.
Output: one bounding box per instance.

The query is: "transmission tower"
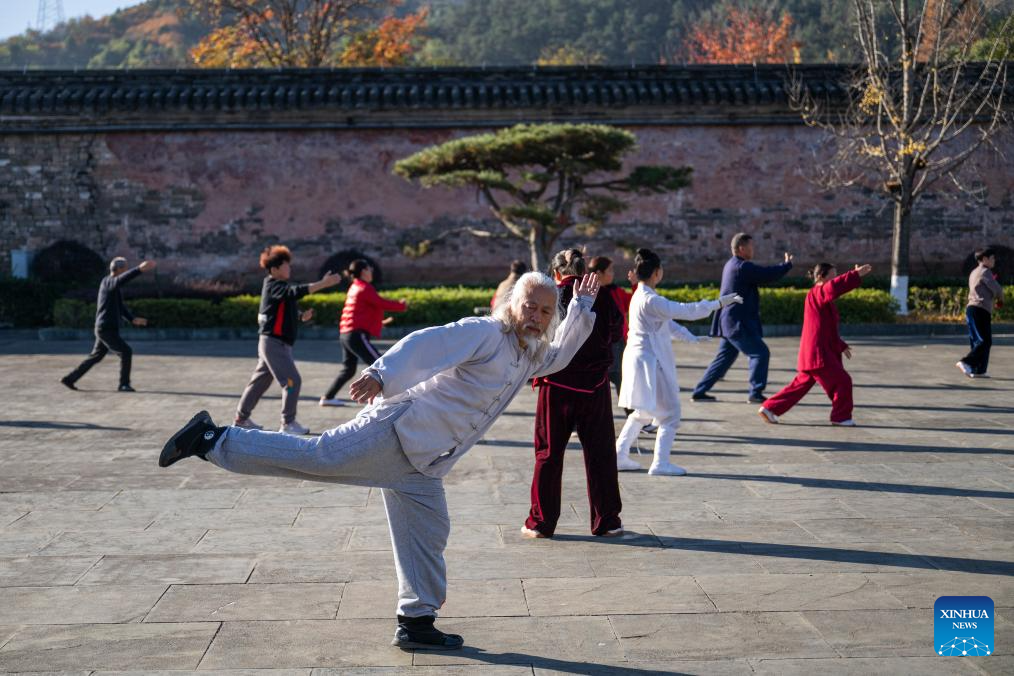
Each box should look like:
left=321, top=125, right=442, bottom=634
left=36, top=0, right=66, bottom=33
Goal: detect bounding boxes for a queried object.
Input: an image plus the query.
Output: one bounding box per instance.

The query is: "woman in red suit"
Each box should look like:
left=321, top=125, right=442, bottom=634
left=320, top=259, right=407, bottom=406
left=758, top=262, right=872, bottom=427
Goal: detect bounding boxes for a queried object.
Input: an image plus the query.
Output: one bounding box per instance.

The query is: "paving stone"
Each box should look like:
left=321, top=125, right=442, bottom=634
left=0, top=556, right=100, bottom=587
left=0, top=529, right=61, bottom=556
left=313, top=668, right=529, bottom=675
left=648, top=520, right=820, bottom=547
left=0, top=491, right=117, bottom=511
left=611, top=611, right=836, bottom=660
left=193, top=527, right=354, bottom=555
left=145, top=583, right=344, bottom=622
left=801, top=608, right=936, bottom=657
left=8, top=508, right=162, bottom=531
left=0, top=622, right=218, bottom=671
left=534, top=660, right=754, bottom=675
left=247, top=553, right=395, bottom=584
left=98, top=671, right=311, bottom=676
left=39, top=528, right=208, bottom=556
left=0, top=584, right=167, bottom=624
left=109, top=488, right=244, bottom=509
left=198, top=620, right=412, bottom=669
left=795, top=517, right=970, bottom=543
left=338, top=579, right=528, bottom=618
left=347, top=524, right=502, bottom=551
left=0, top=624, right=21, bottom=648
left=77, top=554, right=257, bottom=585
left=746, top=542, right=937, bottom=574
left=866, top=572, right=1014, bottom=609
left=750, top=656, right=981, bottom=675
left=522, top=575, right=714, bottom=616
left=236, top=487, right=370, bottom=508
left=695, top=572, right=907, bottom=611
left=148, top=505, right=301, bottom=529
left=703, top=497, right=862, bottom=521
left=584, top=546, right=767, bottom=577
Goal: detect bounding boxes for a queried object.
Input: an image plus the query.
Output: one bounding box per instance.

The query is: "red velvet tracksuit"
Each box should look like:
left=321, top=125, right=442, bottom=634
left=762, top=270, right=862, bottom=422
left=525, top=276, right=624, bottom=536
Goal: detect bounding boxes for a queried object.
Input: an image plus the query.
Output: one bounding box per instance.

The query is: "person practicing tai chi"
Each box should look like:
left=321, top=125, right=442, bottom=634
left=758, top=262, right=872, bottom=427
left=523, top=249, right=624, bottom=539
left=615, top=249, right=742, bottom=476
left=158, top=271, right=601, bottom=651
left=320, top=259, right=407, bottom=406
left=234, top=245, right=341, bottom=434
left=956, top=247, right=1004, bottom=379
left=692, top=233, right=793, bottom=403
left=61, top=257, right=155, bottom=392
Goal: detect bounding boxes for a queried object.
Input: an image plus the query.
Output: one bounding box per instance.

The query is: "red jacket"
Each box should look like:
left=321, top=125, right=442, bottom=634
left=797, top=270, right=862, bottom=372
left=339, top=279, right=407, bottom=338
left=604, top=283, right=634, bottom=341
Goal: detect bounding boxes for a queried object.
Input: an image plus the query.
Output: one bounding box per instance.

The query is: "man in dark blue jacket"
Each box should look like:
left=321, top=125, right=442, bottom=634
left=692, top=233, right=793, bottom=403
left=61, top=257, right=154, bottom=392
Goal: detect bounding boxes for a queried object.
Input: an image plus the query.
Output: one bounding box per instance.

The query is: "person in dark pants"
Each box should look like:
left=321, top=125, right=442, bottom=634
left=692, top=233, right=793, bottom=404
left=320, top=259, right=407, bottom=406
left=523, top=249, right=624, bottom=539
left=957, top=247, right=1004, bottom=378
left=61, top=257, right=155, bottom=392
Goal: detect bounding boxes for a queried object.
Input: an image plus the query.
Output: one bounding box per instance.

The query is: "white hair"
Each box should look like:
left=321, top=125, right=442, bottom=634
left=492, top=271, right=561, bottom=362
left=109, top=257, right=128, bottom=273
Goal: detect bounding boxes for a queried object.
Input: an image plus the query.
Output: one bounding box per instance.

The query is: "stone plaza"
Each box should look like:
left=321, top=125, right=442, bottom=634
left=0, top=333, right=1011, bottom=674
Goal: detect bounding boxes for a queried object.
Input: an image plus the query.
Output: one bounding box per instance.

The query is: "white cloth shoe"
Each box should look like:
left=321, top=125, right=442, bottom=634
left=831, top=419, right=857, bottom=427
left=955, top=361, right=974, bottom=378
left=616, top=454, right=642, bottom=471
left=520, top=526, right=548, bottom=539
left=648, top=462, right=687, bottom=476
left=280, top=420, right=311, bottom=435
left=757, top=407, right=779, bottom=424
left=234, top=417, right=263, bottom=430
left=318, top=397, right=346, bottom=407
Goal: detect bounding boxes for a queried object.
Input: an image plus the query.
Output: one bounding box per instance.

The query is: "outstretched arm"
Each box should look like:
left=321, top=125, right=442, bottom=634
left=742, top=257, right=793, bottom=285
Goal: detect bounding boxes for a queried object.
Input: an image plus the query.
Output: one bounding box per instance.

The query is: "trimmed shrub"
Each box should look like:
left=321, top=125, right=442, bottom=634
left=910, top=286, right=1013, bottom=321
left=0, top=278, right=67, bottom=327
left=657, top=286, right=898, bottom=325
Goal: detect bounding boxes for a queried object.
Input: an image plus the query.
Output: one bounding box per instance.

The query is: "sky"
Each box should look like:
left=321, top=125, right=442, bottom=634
left=0, top=1, right=145, bottom=41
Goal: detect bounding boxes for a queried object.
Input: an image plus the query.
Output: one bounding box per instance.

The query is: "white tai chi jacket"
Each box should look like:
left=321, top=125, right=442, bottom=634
left=363, top=296, right=595, bottom=478
left=618, top=285, right=719, bottom=413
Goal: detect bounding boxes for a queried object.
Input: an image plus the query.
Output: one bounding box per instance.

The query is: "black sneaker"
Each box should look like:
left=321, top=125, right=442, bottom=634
left=60, top=377, right=78, bottom=391
left=691, top=393, right=717, bottom=402
left=159, top=410, right=222, bottom=468
left=118, top=384, right=136, bottom=392
left=392, top=615, right=463, bottom=651
left=747, top=394, right=766, bottom=404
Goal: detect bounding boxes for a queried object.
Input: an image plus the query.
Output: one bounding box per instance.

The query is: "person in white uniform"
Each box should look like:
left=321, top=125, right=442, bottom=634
left=615, top=248, right=742, bottom=476
left=157, top=271, right=600, bottom=651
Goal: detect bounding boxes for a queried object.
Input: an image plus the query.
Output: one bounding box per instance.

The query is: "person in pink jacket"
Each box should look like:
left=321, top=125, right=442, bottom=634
left=758, top=262, right=872, bottom=427
left=320, top=259, right=407, bottom=406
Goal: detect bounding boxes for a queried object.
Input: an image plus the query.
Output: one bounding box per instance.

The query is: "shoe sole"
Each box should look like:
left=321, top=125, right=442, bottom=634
left=757, top=411, right=778, bottom=424
left=391, top=639, right=464, bottom=651
left=159, top=410, right=211, bottom=468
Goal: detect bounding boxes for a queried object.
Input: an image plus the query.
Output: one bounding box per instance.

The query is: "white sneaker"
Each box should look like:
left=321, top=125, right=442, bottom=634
left=598, top=526, right=624, bottom=537
left=318, top=397, right=346, bottom=407
left=831, top=419, right=857, bottom=427
left=757, top=407, right=779, bottom=424
left=234, top=417, right=263, bottom=430
left=956, top=361, right=974, bottom=378
left=280, top=420, right=311, bottom=435
left=648, top=462, right=687, bottom=476
left=520, top=526, right=548, bottom=539
left=616, top=454, right=642, bottom=471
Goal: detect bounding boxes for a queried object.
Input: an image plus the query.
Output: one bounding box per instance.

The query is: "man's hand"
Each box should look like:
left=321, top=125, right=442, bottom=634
left=300, top=308, right=314, bottom=322
left=399, top=298, right=409, bottom=306
left=718, top=293, right=744, bottom=308
left=139, top=260, right=156, bottom=272
left=854, top=264, right=872, bottom=277
left=843, top=347, right=853, bottom=360
left=784, top=252, right=794, bottom=264
left=349, top=373, right=382, bottom=404
left=574, top=273, right=600, bottom=300
left=318, top=271, right=342, bottom=290
left=132, top=317, right=148, bottom=327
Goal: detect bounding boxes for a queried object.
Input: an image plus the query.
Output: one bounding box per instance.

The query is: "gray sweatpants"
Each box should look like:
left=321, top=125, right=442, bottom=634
left=207, top=402, right=450, bottom=618
left=237, top=335, right=302, bottom=425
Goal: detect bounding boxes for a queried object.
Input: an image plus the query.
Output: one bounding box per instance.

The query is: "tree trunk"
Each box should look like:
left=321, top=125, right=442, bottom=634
left=890, top=187, right=913, bottom=315
left=528, top=227, right=553, bottom=272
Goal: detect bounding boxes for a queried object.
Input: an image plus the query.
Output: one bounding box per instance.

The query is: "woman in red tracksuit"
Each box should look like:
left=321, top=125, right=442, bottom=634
left=758, top=262, right=872, bottom=427
left=523, top=249, right=625, bottom=539
left=320, top=259, right=407, bottom=406
left=589, top=256, right=636, bottom=407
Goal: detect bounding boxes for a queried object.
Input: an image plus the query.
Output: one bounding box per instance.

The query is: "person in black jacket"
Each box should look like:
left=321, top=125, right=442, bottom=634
left=61, top=257, right=155, bottom=392
left=235, top=245, right=341, bottom=435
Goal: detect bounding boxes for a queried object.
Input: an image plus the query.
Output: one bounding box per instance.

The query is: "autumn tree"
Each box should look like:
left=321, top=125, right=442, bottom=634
left=393, top=124, right=692, bottom=271
left=535, top=44, right=606, bottom=66
left=792, top=0, right=1010, bottom=313
left=339, top=7, right=427, bottom=66
left=680, top=5, right=797, bottom=64
left=187, top=0, right=424, bottom=68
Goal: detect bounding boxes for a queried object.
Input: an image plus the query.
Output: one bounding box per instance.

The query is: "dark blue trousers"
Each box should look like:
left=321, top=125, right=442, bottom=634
left=961, top=305, right=992, bottom=375
left=693, top=333, right=770, bottom=399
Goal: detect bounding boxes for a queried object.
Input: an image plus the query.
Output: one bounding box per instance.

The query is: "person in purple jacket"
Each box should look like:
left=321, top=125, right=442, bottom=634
left=692, top=233, right=793, bottom=404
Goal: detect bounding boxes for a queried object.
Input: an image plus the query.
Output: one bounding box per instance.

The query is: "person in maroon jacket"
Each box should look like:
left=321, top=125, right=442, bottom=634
left=758, top=262, right=872, bottom=427
left=320, top=259, right=407, bottom=406
left=522, top=249, right=625, bottom=538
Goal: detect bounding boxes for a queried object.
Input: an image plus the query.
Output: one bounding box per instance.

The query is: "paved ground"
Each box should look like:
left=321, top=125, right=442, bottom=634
left=0, top=333, right=1012, bottom=675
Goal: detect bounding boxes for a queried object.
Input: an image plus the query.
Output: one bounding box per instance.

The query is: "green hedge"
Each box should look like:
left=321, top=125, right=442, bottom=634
left=0, top=278, right=68, bottom=327
left=51, top=285, right=899, bottom=329
left=910, top=286, right=1014, bottom=321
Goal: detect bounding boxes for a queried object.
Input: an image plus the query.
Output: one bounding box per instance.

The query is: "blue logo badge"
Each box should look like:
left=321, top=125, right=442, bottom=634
left=935, top=596, right=994, bottom=656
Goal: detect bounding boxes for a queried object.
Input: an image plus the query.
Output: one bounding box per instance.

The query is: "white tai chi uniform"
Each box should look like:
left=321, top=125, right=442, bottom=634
left=206, top=296, right=595, bottom=618
left=616, top=285, right=720, bottom=471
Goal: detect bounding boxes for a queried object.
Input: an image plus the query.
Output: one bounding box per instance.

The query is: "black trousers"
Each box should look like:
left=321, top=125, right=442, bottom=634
left=65, top=328, right=133, bottom=387
left=961, top=305, right=993, bottom=374
left=324, top=330, right=382, bottom=399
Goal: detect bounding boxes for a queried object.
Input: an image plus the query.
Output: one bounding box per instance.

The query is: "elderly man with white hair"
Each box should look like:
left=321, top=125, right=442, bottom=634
left=158, top=271, right=600, bottom=651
